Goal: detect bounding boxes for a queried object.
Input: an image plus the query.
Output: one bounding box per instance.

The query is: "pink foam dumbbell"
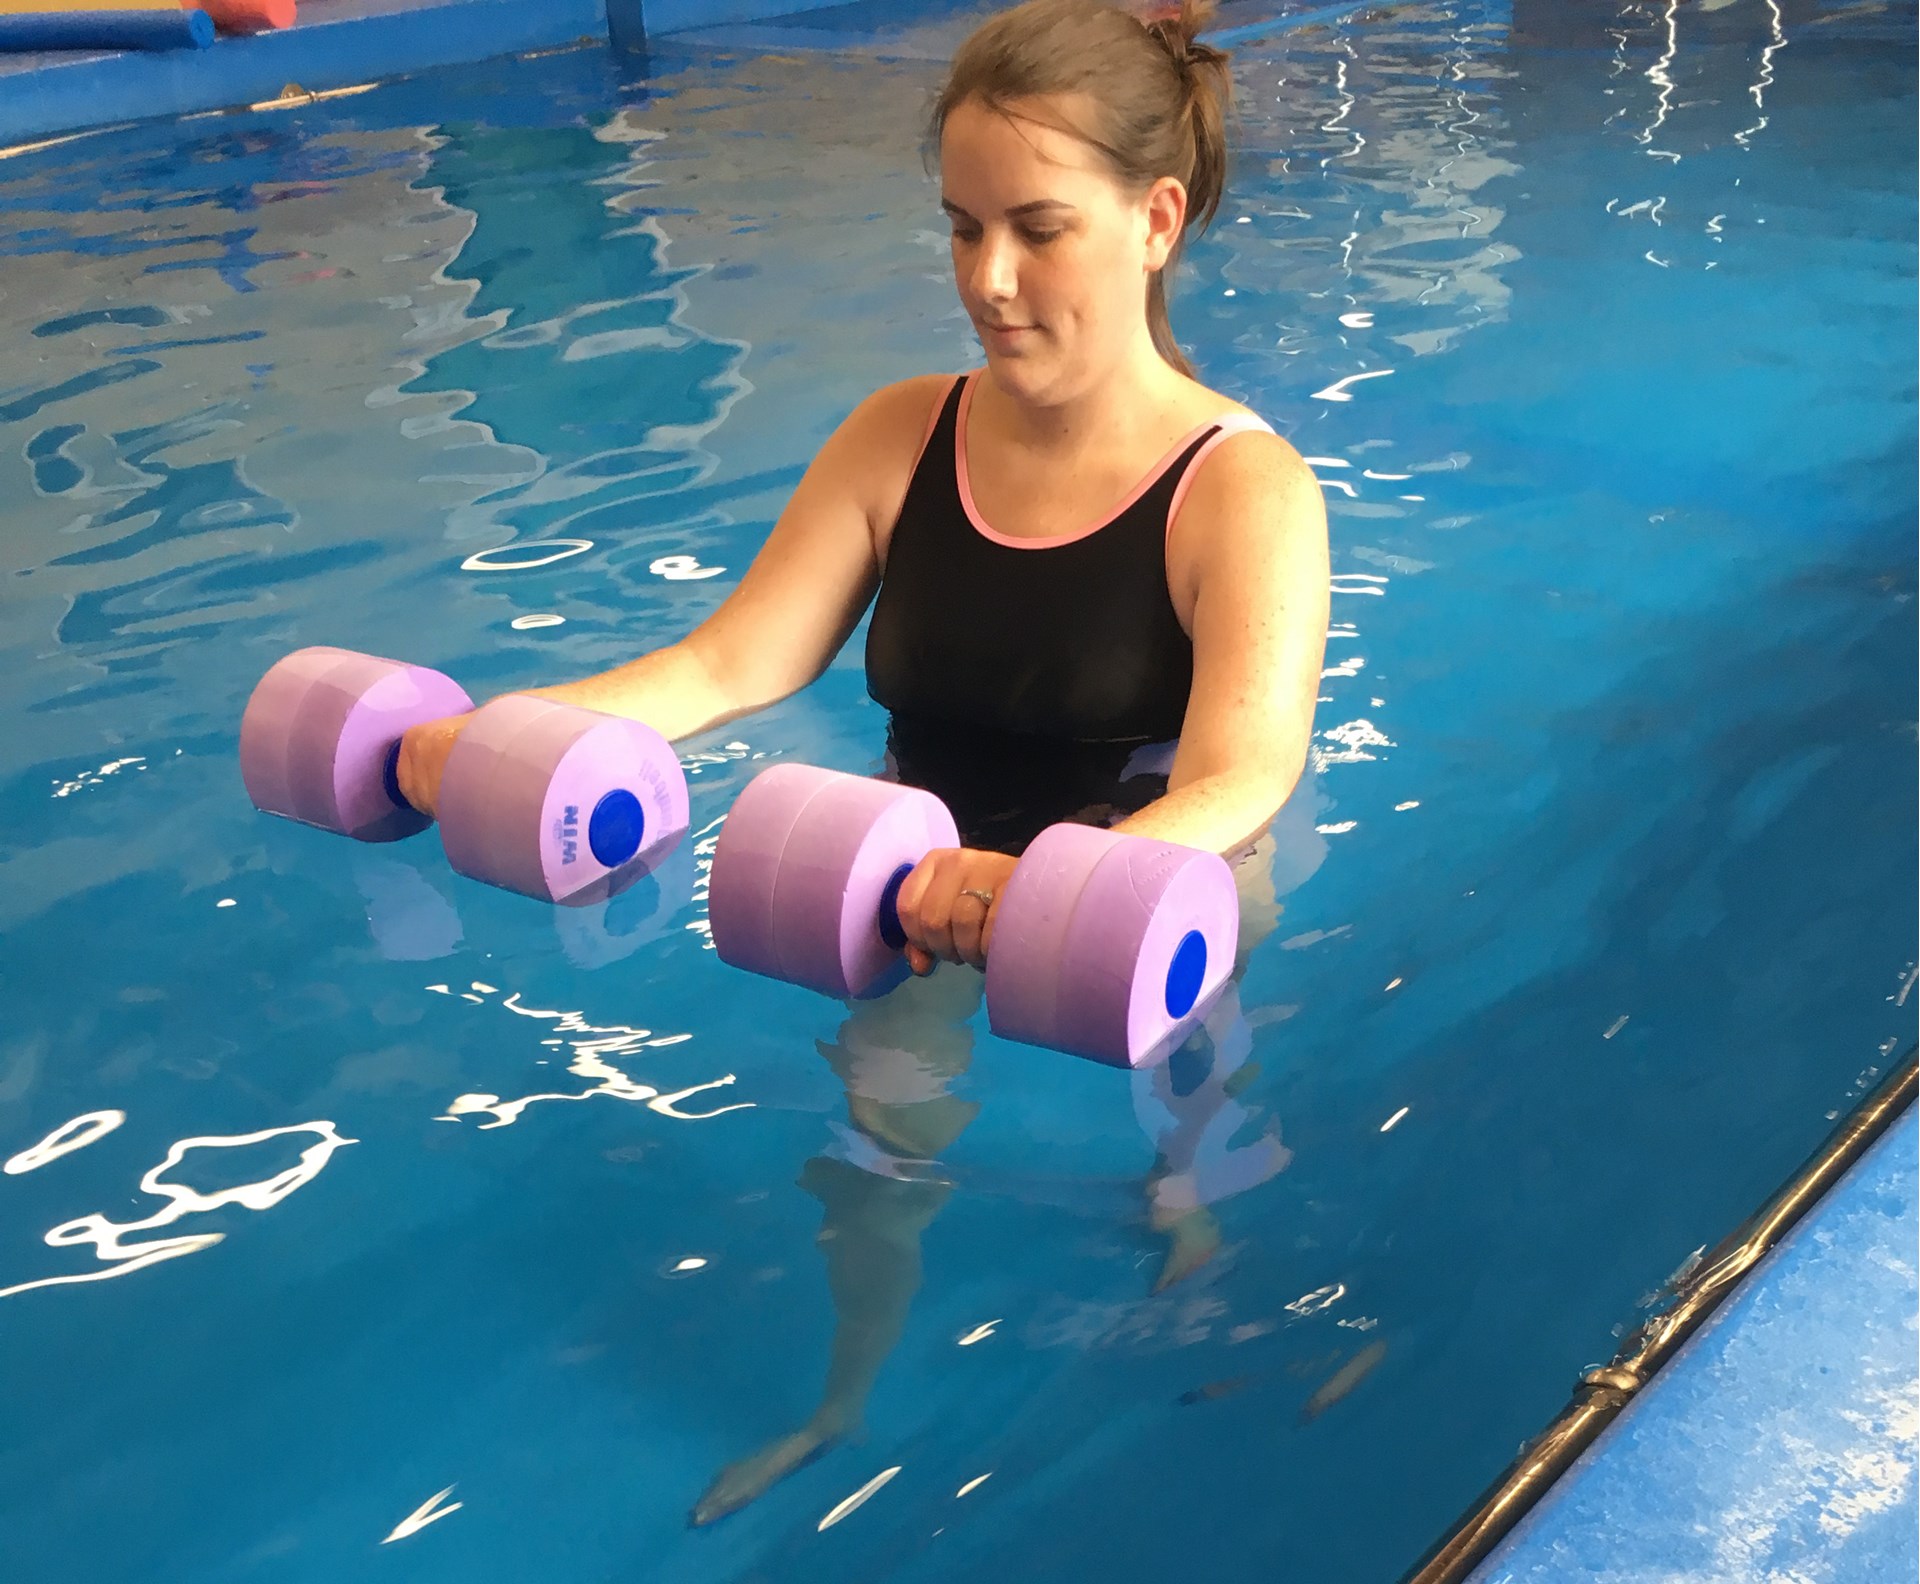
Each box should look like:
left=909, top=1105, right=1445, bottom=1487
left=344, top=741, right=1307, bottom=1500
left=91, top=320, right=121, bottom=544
left=241, top=647, right=473, bottom=844
left=241, top=647, right=688, bottom=906
left=708, top=764, right=958, bottom=1000
left=707, top=764, right=1238, bottom=1067
left=984, top=822, right=1239, bottom=1068
left=437, top=693, right=687, bottom=907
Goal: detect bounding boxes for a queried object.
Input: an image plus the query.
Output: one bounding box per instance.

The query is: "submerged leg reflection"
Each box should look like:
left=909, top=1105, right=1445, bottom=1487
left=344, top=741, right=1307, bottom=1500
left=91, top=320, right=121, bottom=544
left=691, top=970, right=981, bottom=1527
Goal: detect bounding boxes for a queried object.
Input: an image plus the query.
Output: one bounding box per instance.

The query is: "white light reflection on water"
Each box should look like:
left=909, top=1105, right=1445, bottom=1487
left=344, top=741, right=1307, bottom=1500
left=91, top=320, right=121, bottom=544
left=649, top=553, right=725, bottom=581
left=1285, top=1282, right=1347, bottom=1318
left=382, top=1485, right=463, bottom=1544
left=817, top=1466, right=901, bottom=1532
left=427, top=984, right=752, bottom=1130
left=4, top=1110, right=125, bottom=1174
left=1733, top=0, right=1788, bottom=148
left=50, top=756, right=146, bottom=799
left=1311, top=368, right=1395, bottom=402
left=0, top=1122, right=356, bottom=1300
left=1639, top=0, right=1684, bottom=161
left=1315, top=719, right=1395, bottom=771
left=459, top=538, right=594, bottom=572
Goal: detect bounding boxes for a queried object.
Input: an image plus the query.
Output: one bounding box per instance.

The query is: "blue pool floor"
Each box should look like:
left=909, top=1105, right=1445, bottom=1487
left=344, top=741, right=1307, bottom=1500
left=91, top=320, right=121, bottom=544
left=1474, top=1109, right=1919, bottom=1584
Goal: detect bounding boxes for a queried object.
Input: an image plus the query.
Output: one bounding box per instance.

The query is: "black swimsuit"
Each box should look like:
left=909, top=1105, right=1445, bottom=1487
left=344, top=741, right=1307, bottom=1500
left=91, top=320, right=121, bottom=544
left=864, top=373, right=1267, bottom=853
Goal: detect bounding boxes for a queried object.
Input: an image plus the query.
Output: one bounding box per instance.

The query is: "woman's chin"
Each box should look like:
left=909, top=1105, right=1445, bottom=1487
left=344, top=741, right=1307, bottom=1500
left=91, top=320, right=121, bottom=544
left=983, top=348, right=1055, bottom=400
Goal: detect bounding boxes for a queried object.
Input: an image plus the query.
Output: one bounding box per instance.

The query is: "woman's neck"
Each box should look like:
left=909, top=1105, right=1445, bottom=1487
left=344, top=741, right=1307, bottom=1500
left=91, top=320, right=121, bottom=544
left=978, top=333, right=1190, bottom=458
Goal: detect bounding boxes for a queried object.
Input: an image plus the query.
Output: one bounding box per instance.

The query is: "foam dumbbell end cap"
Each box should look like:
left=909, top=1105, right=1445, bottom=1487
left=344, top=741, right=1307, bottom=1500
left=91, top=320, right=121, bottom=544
left=240, top=647, right=474, bottom=842
left=986, top=823, right=1239, bottom=1068
left=437, top=694, right=689, bottom=906
left=708, top=764, right=958, bottom=999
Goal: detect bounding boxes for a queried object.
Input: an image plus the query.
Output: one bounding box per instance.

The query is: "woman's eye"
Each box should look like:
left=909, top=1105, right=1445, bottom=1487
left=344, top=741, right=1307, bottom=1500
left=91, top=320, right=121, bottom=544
left=950, top=226, right=981, bottom=244
left=1021, top=229, right=1062, bottom=246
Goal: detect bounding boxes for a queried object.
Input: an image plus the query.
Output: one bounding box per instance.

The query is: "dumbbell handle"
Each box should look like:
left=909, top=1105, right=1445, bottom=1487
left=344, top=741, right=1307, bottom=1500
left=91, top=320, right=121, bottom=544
left=875, top=863, right=917, bottom=953
left=863, top=833, right=1210, bottom=1026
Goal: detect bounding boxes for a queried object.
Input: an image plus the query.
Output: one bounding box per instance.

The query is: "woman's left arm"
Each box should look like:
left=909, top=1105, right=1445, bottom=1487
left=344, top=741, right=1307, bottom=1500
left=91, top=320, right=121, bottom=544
left=1116, top=430, right=1330, bottom=853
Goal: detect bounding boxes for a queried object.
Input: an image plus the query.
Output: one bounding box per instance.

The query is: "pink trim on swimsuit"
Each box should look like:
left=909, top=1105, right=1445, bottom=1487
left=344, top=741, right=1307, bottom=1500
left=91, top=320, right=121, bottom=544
left=954, top=370, right=1272, bottom=550
left=911, top=377, right=959, bottom=477
left=1163, top=414, right=1275, bottom=551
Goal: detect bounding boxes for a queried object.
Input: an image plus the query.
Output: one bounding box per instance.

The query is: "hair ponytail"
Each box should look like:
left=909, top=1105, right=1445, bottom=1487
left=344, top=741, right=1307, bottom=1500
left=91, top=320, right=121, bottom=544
left=931, top=0, right=1236, bottom=380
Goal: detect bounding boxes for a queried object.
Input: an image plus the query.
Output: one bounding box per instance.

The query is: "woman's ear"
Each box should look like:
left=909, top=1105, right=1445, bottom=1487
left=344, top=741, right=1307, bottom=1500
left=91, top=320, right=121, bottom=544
left=1142, top=176, right=1189, bottom=272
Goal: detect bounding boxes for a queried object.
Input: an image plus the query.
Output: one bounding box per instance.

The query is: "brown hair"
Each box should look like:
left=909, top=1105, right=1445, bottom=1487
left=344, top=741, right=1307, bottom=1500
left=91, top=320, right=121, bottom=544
left=929, top=0, right=1233, bottom=379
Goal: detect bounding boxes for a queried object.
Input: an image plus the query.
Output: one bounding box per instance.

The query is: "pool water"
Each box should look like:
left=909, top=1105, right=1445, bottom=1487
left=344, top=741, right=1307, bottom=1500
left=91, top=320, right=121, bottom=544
left=1, top=2, right=1914, bottom=1580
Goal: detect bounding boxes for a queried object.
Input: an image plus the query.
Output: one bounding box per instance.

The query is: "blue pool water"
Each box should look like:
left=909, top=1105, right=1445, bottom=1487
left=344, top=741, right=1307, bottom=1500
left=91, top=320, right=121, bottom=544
left=1, top=3, right=1914, bottom=1580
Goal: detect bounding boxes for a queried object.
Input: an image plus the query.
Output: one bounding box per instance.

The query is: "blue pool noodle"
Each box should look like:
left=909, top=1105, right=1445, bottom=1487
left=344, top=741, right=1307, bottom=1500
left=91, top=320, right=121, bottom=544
left=0, top=9, right=216, bottom=51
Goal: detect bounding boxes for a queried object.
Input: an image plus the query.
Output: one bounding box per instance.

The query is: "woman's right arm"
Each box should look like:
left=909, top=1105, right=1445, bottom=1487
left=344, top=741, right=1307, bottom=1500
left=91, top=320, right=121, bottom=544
left=394, top=375, right=947, bottom=817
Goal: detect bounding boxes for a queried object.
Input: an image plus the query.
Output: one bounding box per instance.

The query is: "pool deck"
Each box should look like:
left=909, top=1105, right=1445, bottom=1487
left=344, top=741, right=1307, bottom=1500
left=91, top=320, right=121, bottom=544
left=0, top=0, right=1374, bottom=147
left=1469, top=1108, right=1918, bottom=1584
left=0, top=0, right=628, bottom=148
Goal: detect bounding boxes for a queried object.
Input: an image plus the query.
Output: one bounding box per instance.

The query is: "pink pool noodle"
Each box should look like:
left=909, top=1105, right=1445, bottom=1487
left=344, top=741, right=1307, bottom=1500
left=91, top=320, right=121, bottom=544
left=709, top=765, right=958, bottom=999
left=190, top=0, right=295, bottom=32
left=436, top=693, right=688, bottom=906
left=987, top=823, right=1239, bottom=1068
left=240, top=647, right=473, bottom=843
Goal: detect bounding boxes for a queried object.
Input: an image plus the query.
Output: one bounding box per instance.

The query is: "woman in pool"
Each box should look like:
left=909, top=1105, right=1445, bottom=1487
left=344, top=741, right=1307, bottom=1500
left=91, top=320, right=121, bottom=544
left=395, top=0, right=1328, bottom=963
left=399, top=0, right=1329, bottom=1521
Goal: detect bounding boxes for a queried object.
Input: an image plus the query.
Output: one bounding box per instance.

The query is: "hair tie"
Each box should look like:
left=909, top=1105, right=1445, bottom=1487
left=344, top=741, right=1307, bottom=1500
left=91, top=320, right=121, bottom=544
left=1136, top=1, right=1194, bottom=67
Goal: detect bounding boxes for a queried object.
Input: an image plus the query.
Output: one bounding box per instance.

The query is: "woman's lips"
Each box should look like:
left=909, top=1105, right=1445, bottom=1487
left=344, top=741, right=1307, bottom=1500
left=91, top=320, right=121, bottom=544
left=981, top=321, right=1037, bottom=346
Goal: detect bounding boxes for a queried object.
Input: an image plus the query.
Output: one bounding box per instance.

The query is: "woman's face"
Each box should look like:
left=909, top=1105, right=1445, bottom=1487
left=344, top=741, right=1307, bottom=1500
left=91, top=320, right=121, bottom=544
left=940, top=95, right=1184, bottom=404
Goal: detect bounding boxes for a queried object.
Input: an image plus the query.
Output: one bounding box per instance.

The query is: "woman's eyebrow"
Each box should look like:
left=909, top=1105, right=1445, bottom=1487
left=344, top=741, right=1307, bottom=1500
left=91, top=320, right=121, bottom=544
left=939, top=197, right=1079, bottom=220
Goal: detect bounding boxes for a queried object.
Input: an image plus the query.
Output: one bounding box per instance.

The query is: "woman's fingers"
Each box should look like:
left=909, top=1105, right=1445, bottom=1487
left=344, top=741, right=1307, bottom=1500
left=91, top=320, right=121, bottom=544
left=893, top=849, right=1017, bottom=974
left=948, top=884, right=990, bottom=971
left=892, top=857, right=945, bottom=973
left=394, top=712, right=469, bottom=819
left=914, top=851, right=960, bottom=966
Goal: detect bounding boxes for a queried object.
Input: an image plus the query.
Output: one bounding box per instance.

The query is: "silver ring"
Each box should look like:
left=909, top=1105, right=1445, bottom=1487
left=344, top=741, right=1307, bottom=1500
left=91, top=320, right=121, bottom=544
left=960, top=887, right=996, bottom=911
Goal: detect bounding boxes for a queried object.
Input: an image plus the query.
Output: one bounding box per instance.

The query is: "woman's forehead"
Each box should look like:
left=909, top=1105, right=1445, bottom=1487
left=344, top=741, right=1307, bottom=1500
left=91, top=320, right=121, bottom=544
left=940, top=95, right=1114, bottom=198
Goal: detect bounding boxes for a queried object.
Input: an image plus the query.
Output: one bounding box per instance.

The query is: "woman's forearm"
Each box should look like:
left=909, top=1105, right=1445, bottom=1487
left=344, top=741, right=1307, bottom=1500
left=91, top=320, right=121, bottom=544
left=521, top=640, right=754, bottom=744
left=1112, top=763, right=1301, bottom=857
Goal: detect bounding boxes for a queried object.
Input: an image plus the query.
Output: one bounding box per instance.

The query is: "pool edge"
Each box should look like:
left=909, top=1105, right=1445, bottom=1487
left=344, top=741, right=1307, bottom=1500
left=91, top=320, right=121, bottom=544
left=1401, top=1045, right=1919, bottom=1584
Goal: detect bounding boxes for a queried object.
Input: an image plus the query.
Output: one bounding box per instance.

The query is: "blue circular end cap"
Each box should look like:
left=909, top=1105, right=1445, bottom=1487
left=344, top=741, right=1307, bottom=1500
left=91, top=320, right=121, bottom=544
left=589, top=789, right=646, bottom=869
left=381, top=741, right=407, bottom=811
left=877, top=863, right=915, bottom=952
left=1164, top=930, right=1209, bottom=1021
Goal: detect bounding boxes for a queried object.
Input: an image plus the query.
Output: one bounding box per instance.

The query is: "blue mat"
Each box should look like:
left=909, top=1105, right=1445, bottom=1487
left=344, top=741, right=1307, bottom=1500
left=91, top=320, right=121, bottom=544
left=1474, top=1114, right=1919, bottom=1584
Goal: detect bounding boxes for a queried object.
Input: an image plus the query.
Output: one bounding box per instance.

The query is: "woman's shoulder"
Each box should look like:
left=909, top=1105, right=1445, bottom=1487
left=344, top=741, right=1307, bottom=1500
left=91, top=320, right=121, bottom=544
left=844, top=373, right=964, bottom=447
left=1176, top=380, right=1310, bottom=479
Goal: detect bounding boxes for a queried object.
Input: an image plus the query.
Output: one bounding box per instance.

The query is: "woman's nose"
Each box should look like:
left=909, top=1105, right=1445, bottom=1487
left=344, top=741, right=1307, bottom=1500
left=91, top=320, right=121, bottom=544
left=970, top=231, right=1018, bottom=305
